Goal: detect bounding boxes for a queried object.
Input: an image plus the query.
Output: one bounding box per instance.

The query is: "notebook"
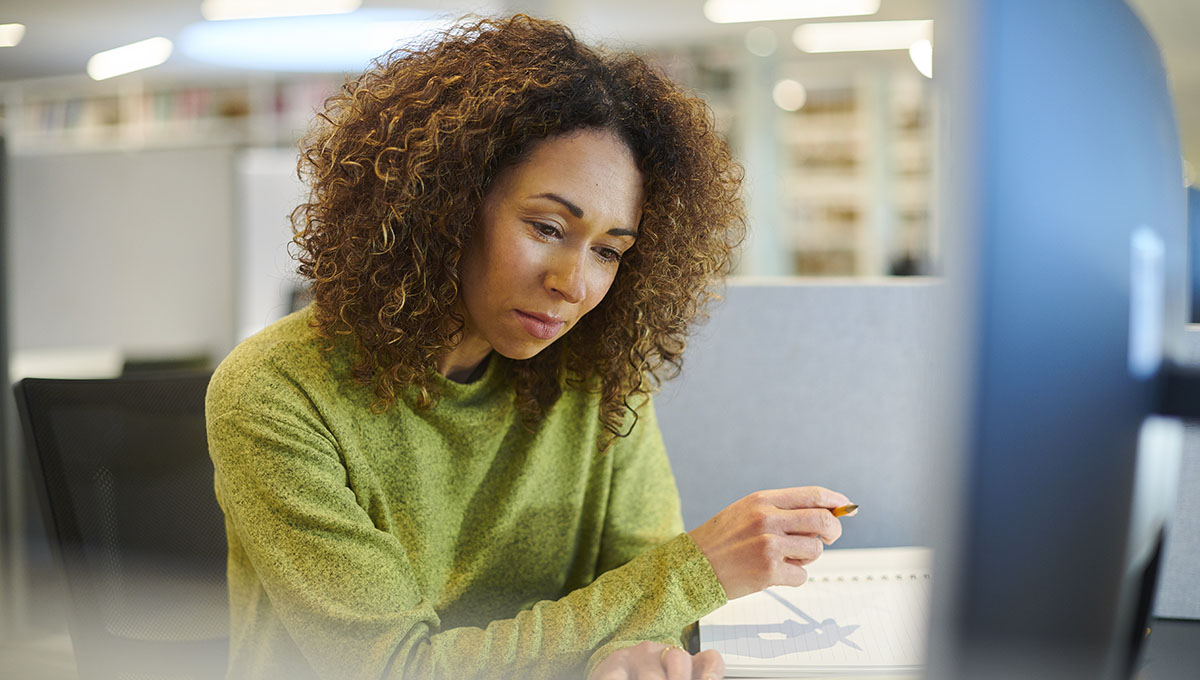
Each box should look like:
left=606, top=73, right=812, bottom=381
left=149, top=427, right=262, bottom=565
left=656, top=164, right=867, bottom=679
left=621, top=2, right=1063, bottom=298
left=698, top=546, right=933, bottom=678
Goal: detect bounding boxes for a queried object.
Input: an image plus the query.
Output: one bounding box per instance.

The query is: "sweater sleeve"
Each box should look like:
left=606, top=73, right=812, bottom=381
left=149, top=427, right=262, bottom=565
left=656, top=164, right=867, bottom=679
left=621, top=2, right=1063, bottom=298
left=585, top=396, right=728, bottom=675
left=208, top=393, right=724, bottom=680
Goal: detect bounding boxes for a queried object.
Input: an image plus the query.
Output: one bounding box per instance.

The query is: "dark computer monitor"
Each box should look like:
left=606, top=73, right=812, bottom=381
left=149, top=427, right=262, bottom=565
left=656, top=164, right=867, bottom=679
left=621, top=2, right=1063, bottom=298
left=931, top=1, right=1188, bottom=679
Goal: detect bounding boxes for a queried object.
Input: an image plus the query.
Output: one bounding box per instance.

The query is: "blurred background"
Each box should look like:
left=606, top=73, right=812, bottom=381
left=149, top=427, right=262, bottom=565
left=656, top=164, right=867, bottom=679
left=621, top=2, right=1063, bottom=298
left=1, top=0, right=1198, bottom=674
left=1, top=0, right=1197, bottom=361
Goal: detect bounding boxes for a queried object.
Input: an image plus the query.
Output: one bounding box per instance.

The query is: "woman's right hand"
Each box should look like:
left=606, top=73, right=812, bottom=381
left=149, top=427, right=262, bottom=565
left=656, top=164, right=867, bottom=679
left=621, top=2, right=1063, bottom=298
left=590, top=641, right=724, bottom=680
left=687, top=486, right=854, bottom=600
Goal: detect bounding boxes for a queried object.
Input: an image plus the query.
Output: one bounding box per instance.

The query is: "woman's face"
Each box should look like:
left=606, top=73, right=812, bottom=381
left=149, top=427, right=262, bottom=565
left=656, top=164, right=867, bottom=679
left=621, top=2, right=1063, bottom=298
left=447, top=128, right=645, bottom=377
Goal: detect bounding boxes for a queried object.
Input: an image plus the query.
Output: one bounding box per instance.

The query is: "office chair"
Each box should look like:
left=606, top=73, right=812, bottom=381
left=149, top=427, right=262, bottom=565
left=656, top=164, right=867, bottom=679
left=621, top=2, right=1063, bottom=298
left=14, top=373, right=229, bottom=680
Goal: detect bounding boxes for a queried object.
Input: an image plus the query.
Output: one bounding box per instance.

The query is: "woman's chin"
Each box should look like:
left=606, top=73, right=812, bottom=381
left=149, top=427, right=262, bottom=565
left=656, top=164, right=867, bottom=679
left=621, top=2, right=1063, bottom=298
left=493, top=337, right=556, bottom=361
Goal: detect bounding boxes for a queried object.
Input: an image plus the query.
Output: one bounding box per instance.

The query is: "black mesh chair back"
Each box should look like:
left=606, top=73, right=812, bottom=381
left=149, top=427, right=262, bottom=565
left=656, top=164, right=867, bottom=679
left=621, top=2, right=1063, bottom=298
left=15, top=373, right=228, bottom=680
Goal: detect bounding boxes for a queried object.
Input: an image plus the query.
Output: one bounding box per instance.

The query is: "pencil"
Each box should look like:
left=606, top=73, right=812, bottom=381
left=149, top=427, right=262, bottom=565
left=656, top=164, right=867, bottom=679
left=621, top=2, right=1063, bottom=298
left=832, top=503, right=859, bottom=517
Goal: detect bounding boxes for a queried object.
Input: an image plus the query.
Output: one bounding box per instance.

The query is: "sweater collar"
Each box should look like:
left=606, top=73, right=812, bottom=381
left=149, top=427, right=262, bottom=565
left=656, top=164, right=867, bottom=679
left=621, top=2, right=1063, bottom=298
left=428, top=352, right=507, bottom=402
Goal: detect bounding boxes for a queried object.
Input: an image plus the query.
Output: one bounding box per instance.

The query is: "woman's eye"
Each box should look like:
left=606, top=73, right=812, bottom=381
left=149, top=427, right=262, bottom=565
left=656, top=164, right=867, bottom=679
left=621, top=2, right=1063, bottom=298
left=597, top=247, right=623, bottom=263
left=531, top=222, right=560, bottom=238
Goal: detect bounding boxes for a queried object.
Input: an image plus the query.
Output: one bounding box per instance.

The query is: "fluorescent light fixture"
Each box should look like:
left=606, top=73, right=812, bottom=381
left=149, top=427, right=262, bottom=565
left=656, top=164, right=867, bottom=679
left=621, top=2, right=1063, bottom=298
left=0, top=23, right=25, bottom=47
left=794, top=19, right=933, bottom=53
left=365, top=21, right=448, bottom=48
left=87, top=37, right=173, bottom=80
left=202, top=0, right=361, bottom=21
left=179, top=10, right=451, bottom=72
left=772, top=79, right=807, bottom=112
left=705, top=0, right=879, bottom=24
left=909, top=39, right=933, bottom=78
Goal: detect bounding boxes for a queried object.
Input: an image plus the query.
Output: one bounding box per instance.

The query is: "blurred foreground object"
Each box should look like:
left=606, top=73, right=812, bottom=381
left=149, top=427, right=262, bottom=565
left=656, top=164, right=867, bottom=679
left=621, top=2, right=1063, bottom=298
left=15, top=374, right=228, bottom=680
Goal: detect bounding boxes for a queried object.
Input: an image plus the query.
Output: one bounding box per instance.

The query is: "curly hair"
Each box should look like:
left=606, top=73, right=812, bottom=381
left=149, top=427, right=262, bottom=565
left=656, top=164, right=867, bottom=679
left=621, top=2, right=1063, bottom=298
left=292, top=14, right=745, bottom=445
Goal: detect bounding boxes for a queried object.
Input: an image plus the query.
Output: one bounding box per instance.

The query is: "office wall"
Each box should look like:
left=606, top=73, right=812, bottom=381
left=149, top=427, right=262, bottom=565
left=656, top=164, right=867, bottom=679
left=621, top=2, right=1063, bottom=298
left=8, top=147, right=238, bottom=364
left=234, top=148, right=307, bottom=342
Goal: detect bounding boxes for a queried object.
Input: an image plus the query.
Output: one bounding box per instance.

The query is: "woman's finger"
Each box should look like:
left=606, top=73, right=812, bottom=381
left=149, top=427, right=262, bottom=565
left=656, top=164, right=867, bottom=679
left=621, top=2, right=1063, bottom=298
left=660, top=646, right=692, bottom=680
left=592, top=663, right=630, bottom=680
left=761, top=486, right=851, bottom=511
left=780, top=508, right=843, bottom=544
left=632, top=642, right=668, bottom=680
left=691, top=649, right=726, bottom=680
left=773, top=532, right=824, bottom=565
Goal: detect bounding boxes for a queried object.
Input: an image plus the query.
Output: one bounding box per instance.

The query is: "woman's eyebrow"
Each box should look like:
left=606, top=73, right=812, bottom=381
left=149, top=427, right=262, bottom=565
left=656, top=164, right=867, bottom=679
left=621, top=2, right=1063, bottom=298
left=532, top=192, right=583, bottom=218
left=531, top=192, right=637, bottom=238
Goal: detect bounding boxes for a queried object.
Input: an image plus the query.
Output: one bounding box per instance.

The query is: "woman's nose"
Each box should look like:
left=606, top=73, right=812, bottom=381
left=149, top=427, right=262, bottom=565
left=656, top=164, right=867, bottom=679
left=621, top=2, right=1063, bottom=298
left=546, top=250, right=587, bottom=304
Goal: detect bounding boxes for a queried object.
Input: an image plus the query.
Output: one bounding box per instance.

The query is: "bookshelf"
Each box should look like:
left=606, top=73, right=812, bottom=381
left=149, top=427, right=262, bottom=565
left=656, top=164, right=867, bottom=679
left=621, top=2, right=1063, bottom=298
left=645, top=41, right=935, bottom=277
left=1, top=74, right=342, bottom=155
left=0, top=47, right=935, bottom=277
left=779, top=70, right=934, bottom=276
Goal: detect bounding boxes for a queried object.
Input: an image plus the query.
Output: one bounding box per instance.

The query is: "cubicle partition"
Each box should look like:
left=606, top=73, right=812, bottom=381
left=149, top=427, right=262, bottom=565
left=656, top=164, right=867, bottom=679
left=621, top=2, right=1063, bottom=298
left=655, top=279, right=1199, bottom=620
left=1159, top=331, right=1200, bottom=619
left=656, top=279, right=942, bottom=549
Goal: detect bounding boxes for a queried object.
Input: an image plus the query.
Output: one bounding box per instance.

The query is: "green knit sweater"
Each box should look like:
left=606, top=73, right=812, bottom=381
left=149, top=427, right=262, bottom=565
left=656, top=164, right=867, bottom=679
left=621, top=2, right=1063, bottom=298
left=205, top=306, right=727, bottom=680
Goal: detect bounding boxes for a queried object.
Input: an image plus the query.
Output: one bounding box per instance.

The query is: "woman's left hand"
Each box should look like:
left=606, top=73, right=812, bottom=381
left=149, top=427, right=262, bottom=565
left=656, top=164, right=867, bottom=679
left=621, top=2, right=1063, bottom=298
left=589, top=641, right=725, bottom=680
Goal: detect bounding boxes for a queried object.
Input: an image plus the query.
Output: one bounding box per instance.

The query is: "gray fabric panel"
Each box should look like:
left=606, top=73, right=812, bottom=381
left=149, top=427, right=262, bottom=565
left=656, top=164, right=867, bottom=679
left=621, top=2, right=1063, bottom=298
left=656, top=280, right=942, bottom=549
left=1155, top=328, right=1200, bottom=619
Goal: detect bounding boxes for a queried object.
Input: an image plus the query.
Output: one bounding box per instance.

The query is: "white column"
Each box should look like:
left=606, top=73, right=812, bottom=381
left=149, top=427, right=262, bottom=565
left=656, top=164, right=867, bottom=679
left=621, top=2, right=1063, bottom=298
left=734, top=45, right=790, bottom=276
left=859, top=69, right=895, bottom=276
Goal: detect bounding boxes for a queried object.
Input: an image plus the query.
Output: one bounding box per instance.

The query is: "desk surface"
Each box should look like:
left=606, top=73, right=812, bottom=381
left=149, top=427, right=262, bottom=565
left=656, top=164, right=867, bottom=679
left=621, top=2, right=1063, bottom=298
left=1142, top=618, right=1200, bottom=680
left=726, top=618, right=1200, bottom=680
left=3, top=618, right=1198, bottom=679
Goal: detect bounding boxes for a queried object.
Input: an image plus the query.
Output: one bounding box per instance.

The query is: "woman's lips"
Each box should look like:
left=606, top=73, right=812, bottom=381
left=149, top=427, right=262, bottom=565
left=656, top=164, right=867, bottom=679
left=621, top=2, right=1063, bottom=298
left=514, top=310, right=565, bottom=340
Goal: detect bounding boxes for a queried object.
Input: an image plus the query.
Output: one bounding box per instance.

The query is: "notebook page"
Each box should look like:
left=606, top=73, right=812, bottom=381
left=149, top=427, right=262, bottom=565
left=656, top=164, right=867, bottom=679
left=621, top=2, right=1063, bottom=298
left=699, top=548, right=933, bottom=676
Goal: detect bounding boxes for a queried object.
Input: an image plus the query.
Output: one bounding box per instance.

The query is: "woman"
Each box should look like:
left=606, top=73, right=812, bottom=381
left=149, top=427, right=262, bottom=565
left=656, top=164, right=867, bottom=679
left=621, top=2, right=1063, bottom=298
left=206, top=15, right=853, bottom=680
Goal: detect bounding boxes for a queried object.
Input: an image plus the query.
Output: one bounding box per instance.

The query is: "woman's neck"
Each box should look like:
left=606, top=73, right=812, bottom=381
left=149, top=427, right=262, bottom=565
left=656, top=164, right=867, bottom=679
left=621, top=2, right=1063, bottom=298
left=437, top=341, right=493, bottom=383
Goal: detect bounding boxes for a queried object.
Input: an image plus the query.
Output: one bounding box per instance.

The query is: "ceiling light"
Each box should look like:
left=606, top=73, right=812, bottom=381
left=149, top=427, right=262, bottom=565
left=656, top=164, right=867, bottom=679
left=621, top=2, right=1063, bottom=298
left=179, top=10, right=451, bottom=73
left=744, top=27, right=778, bottom=57
left=0, top=23, right=26, bottom=47
left=772, top=79, right=808, bottom=111
left=909, top=39, right=933, bottom=78
left=705, top=0, right=879, bottom=24
left=202, top=0, right=362, bottom=21
left=794, top=19, right=933, bottom=53
left=87, top=37, right=174, bottom=80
